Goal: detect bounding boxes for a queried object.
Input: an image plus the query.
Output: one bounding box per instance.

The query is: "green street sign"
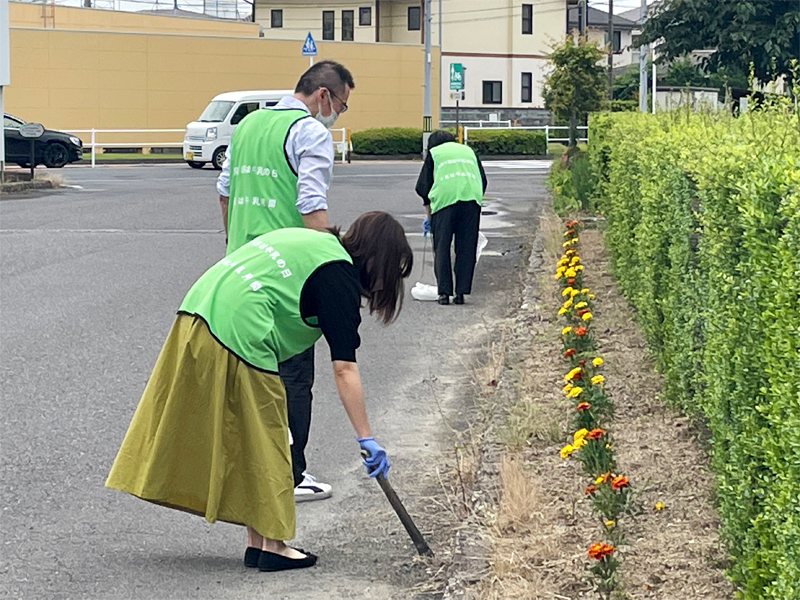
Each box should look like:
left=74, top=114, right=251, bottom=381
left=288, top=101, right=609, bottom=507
left=449, top=63, right=464, bottom=91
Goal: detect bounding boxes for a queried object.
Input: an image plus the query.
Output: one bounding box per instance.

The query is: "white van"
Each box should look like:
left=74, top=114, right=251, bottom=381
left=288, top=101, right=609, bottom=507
left=183, top=90, right=293, bottom=170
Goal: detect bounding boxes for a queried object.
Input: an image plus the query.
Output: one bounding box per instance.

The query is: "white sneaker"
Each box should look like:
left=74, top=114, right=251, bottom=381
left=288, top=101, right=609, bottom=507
left=294, top=472, right=332, bottom=503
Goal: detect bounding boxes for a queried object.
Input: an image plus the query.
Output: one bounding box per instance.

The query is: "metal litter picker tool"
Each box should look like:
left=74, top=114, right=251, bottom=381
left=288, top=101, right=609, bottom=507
left=361, top=451, right=434, bottom=557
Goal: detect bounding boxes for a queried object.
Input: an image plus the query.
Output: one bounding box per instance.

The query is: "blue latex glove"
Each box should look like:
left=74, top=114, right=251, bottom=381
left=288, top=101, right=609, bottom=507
left=422, top=218, right=431, bottom=237
left=357, top=437, right=390, bottom=478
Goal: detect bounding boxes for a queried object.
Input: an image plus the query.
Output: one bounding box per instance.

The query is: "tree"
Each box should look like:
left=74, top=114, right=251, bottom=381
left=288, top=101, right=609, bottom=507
left=542, top=36, right=606, bottom=147
left=639, top=0, right=800, bottom=85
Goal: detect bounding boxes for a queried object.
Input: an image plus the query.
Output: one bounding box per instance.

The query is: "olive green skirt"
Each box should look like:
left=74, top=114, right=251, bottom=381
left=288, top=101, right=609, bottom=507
left=106, top=313, right=295, bottom=540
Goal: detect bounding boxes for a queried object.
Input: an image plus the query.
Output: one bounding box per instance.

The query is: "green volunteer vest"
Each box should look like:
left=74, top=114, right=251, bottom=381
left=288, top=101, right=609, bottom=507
left=428, top=142, right=484, bottom=215
left=226, top=108, right=311, bottom=254
left=180, top=228, right=353, bottom=372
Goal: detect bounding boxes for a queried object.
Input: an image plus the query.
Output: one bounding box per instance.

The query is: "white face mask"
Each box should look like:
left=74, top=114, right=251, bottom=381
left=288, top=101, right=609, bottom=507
left=314, top=107, right=339, bottom=129
left=314, top=90, right=339, bottom=129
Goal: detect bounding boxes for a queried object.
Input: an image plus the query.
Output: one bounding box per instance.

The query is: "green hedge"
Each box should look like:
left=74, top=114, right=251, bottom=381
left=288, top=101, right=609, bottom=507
left=590, top=108, right=800, bottom=599
left=547, top=150, right=596, bottom=214
left=351, top=127, right=422, bottom=155
left=466, top=129, right=547, bottom=156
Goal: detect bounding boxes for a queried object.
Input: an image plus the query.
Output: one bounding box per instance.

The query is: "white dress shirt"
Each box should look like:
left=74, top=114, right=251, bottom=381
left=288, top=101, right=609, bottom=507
left=216, top=96, right=333, bottom=215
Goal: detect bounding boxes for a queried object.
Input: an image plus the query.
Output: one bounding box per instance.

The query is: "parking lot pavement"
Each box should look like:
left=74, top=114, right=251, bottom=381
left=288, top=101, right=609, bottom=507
left=0, top=162, right=549, bottom=599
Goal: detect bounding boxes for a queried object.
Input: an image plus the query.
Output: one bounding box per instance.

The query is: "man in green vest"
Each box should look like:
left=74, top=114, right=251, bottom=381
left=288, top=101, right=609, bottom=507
left=216, top=60, right=354, bottom=502
left=415, top=130, right=487, bottom=305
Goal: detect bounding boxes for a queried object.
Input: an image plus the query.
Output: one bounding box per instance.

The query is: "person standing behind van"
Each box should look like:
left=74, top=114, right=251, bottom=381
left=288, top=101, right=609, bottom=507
left=216, top=60, right=354, bottom=503
left=415, top=130, right=487, bottom=305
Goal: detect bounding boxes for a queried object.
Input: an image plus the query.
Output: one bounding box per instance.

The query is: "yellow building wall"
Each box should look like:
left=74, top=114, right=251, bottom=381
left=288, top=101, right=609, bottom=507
left=6, top=27, right=439, bottom=140
left=9, top=1, right=260, bottom=37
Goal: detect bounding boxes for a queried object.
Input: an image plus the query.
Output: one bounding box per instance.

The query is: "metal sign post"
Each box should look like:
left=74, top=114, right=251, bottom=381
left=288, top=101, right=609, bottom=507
left=302, top=32, right=317, bottom=68
left=449, top=63, right=464, bottom=141
left=1, top=0, right=10, bottom=184
left=20, top=122, right=44, bottom=181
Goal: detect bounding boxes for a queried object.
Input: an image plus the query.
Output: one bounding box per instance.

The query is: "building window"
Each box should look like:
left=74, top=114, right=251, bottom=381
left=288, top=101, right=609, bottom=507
left=322, top=10, right=335, bottom=40
left=521, top=72, right=532, bottom=103
left=483, top=81, right=503, bottom=104
left=522, top=4, right=533, bottom=35
left=605, top=30, right=622, bottom=53
left=342, top=10, right=354, bottom=40
left=408, top=5, right=421, bottom=31
left=270, top=9, right=283, bottom=28
left=359, top=6, right=372, bottom=26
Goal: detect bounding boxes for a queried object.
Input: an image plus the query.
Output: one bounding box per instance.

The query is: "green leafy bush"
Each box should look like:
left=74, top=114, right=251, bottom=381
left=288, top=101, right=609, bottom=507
left=351, top=127, right=422, bottom=155
left=547, top=150, right=597, bottom=214
left=591, top=107, right=800, bottom=599
left=601, top=99, right=639, bottom=112
left=466, top=129, right=547, bottom=156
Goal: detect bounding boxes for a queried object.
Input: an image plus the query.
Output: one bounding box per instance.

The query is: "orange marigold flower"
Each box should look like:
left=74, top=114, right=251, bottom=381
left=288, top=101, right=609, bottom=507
left=567, top=277, right=576, bottom=285
left=575, top=326, right=587, bottom=336
left=563, top=348, right=577, bottom=358
left=595, top=471, right=612, bottom=485
left=584, top=484, right=597, bottom=495
left=576, top=401, right=591, bottom=411
left=587, top=542, right=615, bottom=560
left=578, top=359, right=586, bottom=366
left=565, top=219, right=578, bottom=227
left=611, top=475, right=630, bottom=490
left=586, top=428, right=605, bottom=439
left=577, top=308, right=589, bottom=316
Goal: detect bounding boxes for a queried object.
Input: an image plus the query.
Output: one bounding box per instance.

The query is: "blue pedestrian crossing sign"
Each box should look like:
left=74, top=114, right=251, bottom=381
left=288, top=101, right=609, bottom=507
left=302, top=32, right=318, bottom=56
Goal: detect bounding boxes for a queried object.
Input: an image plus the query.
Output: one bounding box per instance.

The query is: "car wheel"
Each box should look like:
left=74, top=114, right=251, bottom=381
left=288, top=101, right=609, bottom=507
left=212, top=146, right=227, bottom=170
left=187, top=161, right=206, bottom=169
left=43, top=143, right=70, bottom=168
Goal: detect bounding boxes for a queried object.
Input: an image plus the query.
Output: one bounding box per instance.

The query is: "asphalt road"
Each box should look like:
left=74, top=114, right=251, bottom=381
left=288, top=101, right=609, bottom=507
left=0, top=160, right=550, bottom=599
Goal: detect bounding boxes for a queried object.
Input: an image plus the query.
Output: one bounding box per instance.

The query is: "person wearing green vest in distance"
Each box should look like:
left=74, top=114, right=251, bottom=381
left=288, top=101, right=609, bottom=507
left=106, top=212, right=413, bottom=572
left=216, top=60, right=354, bottom=503
left=415, top=130, right=488, bottom=305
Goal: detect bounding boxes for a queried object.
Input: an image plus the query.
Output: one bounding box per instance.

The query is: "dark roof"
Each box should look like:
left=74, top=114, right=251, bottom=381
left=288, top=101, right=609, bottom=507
left=568, top=7, right=638, bottom=29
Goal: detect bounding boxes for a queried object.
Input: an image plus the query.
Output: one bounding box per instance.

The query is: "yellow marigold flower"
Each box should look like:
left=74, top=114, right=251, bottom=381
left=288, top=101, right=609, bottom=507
left=565, top=367, right=582, bottom=382
left=569, top=289, right=580, bottom=297
left=592, top=357, right=603, bottom=367
left=562, top=383, right=574, bottom=394
left=605, top=520, right=614, bottom=528
left=591, top=374, right=605, bottom=385
left=564, top=267, right=577, bottom=278
left=562, top=326, right=572, bottom=335
left=558, top=306, right=567, bottom=315
left=561, top=240, right=571, bottom=248
left=588, top=293, right=596, bottom=299
left=580, top=288, right=590, bottom=294
left=563, top=297, right=574, bottom=308
left=581, top=312, right=593, bottom=321
left=655, top=501, right=665, bottom=511
left=560, top=444, right=575, bottom=459
left=570, top=256, right=580, bottom=266
left=567, top=386, right=583, bottom=398
left=575, top=265, right=584, bottom=271
left=573, top=428, right=588, bottom=444
left=561, top=287, right=574, bottom=297
left=575, top=301, right=588, bottom=309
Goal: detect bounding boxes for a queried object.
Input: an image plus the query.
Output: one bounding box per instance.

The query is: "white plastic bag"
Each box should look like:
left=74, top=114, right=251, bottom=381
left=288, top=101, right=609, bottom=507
left=476, top=231, right=488, bottom=263
left=411, top=282, right=439, bottom=301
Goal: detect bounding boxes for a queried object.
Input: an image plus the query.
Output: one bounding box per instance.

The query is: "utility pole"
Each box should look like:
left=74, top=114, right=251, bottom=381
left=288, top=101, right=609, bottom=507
left=422, top=0, right=432, bottom=152
left=581, top=0, right=588, bottom=36
left=607, top=0, right=613, bottom=100
left=638, top=0, right=647, bottom=111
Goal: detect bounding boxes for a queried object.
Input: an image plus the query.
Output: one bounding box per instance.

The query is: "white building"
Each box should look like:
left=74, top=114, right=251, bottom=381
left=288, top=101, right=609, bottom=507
left=567, top=6, right=638, bottom=69
left=252, top=1, right=578, bottom=125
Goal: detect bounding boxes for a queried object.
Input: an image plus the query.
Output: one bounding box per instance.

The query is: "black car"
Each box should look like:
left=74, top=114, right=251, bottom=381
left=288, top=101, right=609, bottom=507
left=4, top=114, right=83, bottom=168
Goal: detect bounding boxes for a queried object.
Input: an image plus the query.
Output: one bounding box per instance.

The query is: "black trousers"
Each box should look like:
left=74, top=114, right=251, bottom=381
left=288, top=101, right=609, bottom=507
left=278, top=345, right=315, bottom=488
left=430, top=200, right=481, bottom=296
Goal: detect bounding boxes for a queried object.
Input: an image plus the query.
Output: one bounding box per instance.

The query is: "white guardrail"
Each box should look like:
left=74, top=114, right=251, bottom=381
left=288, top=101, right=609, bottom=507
left=463, top=125, right=589, bottom=146
left=440, top=119, right=513, bottom=128
left=65, top=127, right=352, bottom=168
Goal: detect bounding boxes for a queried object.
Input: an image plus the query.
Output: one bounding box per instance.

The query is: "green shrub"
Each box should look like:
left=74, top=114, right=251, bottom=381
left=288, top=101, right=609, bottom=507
left=593, top=107, right=800, bottom=599
left=466, top=129, right=547, bottom=156
left=351, top=127, right=422, bottom=155
left=601, top=99, right=638, bottom=112
left=546, top=150, right=596, bottom=215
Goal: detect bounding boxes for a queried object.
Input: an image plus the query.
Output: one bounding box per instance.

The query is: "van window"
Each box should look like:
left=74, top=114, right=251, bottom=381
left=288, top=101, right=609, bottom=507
left=198, top=101, right=235, bottom=122
left=230, top=102, right=260, bottom=125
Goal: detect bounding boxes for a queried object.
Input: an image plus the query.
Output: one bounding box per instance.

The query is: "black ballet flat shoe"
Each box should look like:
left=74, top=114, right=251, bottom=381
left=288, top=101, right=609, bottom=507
left=437, top=295, right=450, bottom=305
left=453, top=294, right=465, bottom=305
left=244, top=547, right=261, bottom=568
left=257, top=549, right=317, bottom=572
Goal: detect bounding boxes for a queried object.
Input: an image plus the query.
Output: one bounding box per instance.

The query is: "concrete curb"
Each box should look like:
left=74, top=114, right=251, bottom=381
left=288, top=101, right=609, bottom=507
left=0, top=180, right=55, bottom=196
